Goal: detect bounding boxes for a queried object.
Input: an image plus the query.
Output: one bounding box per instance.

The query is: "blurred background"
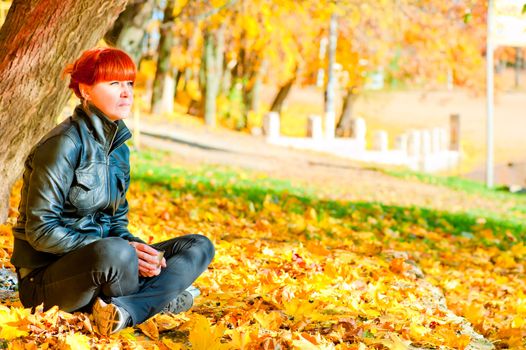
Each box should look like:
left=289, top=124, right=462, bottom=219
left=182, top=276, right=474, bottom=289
left=2, top=0, right=525, bottom=186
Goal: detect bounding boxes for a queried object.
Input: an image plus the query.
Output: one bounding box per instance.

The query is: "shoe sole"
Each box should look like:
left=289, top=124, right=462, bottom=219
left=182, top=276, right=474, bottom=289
left=92, top=298, right=119, bottom=336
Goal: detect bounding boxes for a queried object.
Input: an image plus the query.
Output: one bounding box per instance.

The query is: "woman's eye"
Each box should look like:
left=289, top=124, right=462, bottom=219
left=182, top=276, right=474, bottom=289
left=110, top=81, right=119, bottom=86
left=127, top=81, right=134, bottom=87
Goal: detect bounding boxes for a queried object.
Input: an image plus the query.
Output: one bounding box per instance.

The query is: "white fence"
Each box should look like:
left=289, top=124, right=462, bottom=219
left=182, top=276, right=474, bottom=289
left=263, top=113, right=461, bottom=172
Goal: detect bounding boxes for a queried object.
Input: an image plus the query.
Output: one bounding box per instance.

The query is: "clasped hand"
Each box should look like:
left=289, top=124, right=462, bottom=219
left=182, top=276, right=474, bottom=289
left=129, top=242, right=167, bottom=277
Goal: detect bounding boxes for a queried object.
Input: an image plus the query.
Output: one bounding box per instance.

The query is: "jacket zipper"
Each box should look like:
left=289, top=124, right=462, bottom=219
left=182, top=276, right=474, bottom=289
left=104, top=128, right=118, bottom=214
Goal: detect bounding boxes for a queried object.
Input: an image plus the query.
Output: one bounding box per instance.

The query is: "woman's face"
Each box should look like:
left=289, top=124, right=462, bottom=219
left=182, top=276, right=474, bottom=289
left=80, top=80, right=134, bottom=121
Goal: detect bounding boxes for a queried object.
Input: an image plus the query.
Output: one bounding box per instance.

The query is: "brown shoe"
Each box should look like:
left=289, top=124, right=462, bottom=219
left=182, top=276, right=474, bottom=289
left=92, top=298, right=129, bottom=336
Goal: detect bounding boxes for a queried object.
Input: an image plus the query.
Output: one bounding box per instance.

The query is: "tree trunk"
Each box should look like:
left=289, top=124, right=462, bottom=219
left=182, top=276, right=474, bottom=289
left=203, top=26, right=225, bottom=127
left=187, top=34, right=208, bottom=117
left=220, top=54, right=232, bottom=95
left=243, top=59, right=267, bottom=113
left=515, top=47, right=521, bottom=89
left=183, top=67, right=193, bottom=89
left=173, top=68, right=183, bottom=100
left=182, top=24, right=201, bottom=91
left=104, top=0, right=154, bottom=64
left=270, top=76, right=295, bottom=114
left=324, top=13, right=338, bottom=139
left=203, top=31, right=216, bottom=126
left=0, top=0, right=127, bottom=224
left=249, top=61, right=267, bottom=112
left=150, top=0, right=174, bottom=115
left=336, top=87, right=359, bottom=137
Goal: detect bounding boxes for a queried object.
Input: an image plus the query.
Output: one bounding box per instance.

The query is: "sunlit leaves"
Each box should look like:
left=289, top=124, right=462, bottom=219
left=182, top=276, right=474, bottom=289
left=0, top=306, right=30, bottom=340
left=1, top=160, right=525, bottom=348
left=188, top=314, right=228, bottom=350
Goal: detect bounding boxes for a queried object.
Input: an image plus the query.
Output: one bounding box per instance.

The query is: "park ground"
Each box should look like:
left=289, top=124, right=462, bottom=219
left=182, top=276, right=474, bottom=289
left=0, top=84, right=525, bottom=349
left=246, top=67, right=526, bottom=186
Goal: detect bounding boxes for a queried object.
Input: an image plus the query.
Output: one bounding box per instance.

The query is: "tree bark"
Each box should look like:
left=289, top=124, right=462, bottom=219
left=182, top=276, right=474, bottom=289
left=515, top=47, right=521, bottom=89
left=324, top=13, right=338, bottom=139
left=203, top=26, right=225, bottom=127
left=220, top=57, right=232, bottom=95
left=336, top=87, right=359, bottom=137
left=270, top=76, right=295, bottom=114
left=243, top=59, right=267, bottom=113
left=104, top=0, right=155, bottom=64
left=151, top=0, right=174, bottom=115
left=249, top=61, right=266, bottom=112
left=173, top=68, right=183, bottom=100
left=0, top=0, right=127, bottom=224
left=187, top=33, right=208, bottom=117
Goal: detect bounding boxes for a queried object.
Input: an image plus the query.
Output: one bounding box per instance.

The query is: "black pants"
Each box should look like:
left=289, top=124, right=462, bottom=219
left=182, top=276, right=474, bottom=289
left=18, top=234, right=215, bottom=325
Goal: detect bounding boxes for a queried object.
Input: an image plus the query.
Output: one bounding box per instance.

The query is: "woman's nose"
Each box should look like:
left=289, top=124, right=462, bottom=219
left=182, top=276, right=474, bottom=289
left=120, top=83, right=132, bottom=97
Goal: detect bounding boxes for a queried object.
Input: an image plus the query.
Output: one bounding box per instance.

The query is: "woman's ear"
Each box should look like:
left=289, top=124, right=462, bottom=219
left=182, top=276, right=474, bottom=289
left=79, top=83, right=90, bottom=100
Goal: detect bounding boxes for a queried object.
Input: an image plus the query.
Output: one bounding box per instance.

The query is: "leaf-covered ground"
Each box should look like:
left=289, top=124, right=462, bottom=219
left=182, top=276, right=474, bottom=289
left=0, top=151, right=525, bottom=349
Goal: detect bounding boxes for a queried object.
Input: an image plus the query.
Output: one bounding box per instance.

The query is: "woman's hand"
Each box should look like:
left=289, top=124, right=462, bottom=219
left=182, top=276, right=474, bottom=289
left=129, top=242, right=167, bottom=277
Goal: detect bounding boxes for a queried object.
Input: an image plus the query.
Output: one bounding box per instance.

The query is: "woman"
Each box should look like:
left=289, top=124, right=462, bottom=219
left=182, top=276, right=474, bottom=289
left=10, top=47, right=215, bottom=336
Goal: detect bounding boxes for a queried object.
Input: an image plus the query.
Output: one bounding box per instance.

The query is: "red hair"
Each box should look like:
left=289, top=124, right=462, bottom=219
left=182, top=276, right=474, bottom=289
left=63, top=47, right=136, bottom=99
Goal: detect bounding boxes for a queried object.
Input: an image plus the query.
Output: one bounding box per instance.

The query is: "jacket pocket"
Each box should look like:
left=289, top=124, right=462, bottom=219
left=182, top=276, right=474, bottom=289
left=109, top=171, right=127, bottom=215
left=116, top=172, right=126, bottom=193
left=69, top=167, right=104, bottom=212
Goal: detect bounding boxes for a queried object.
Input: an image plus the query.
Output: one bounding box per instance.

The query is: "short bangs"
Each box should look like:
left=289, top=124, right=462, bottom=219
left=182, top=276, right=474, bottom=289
left=92, top=49, right=136, bottom=83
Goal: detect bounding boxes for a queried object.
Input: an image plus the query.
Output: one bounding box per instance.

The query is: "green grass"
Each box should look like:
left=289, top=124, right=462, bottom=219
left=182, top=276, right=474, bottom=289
left=385, top=168, right=488, bottom=193
left=131, top=152, right=314, bottom=201
left=130, top=150, right=526, bottom=247
left=385, top=168, right=526, bottom=199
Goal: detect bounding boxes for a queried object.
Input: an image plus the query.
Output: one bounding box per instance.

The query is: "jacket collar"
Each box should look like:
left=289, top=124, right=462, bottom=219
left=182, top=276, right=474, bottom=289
left=73, top=103, right=132, bottom=154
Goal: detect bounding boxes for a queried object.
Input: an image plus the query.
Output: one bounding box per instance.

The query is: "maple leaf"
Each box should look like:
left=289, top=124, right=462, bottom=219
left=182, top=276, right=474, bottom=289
left=291, top=334, right=319, bottom=350
left=378, top=333, right=412, bottom=350
left=64, top=333, right=91, bottom=349
left=188, top=314, right=228, bottom=350
left=389, top=258, right=406, bottom=274
left=283, top=298, right=320, bottom=323
left=0, top=306, right=30, bottom=340
left=462, top=303, right=486, bottom=330
left=137, top=318, right=159, bottom=340
left=153, top=313, right=187, bottom=332
left=162, top=338, right=185, bottom=350
left=253, top=310, right=284, bottom=330
left=227, top=328, right=255, bottom=350
left=0, top=324, right=27, bottom=340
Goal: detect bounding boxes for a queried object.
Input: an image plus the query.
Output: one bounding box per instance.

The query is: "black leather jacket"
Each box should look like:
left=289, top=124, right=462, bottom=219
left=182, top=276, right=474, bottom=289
left=11, top=103, right=144, bottom=270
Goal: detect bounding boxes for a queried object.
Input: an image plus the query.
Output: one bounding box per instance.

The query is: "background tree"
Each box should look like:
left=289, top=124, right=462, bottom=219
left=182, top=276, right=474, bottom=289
left=259, top=1, right=323, bottom=120
left=0, top=0, right=127, bottom=223
left=104, top=0, right=156, bottom=64
left=151, top=0, right=176, bottom=115
left=333, top=1, right=398, bottom=136
left=269, top=3, right=327, bottom=115
left=149, top=0, right=236, bottom=124
left=202, top=25, right=225, bottom=127
left=391, top=1, right=486, bottom=91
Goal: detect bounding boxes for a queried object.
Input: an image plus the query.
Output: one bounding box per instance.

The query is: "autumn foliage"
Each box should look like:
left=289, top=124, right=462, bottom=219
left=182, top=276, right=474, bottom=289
left=0, top=151, right=524, bottom=349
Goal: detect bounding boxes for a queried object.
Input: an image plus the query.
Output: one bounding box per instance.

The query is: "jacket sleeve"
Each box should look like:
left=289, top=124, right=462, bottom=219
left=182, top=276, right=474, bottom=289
left=25, top=134, right=101, bottom=254
left=108, top=162, right=146, bottom=244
